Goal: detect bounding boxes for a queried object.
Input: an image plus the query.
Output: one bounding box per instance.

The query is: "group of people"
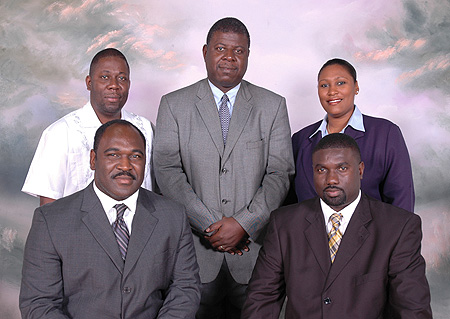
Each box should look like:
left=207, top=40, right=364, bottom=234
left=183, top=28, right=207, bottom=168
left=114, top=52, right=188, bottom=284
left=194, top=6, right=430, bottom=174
left=19, top=17, right=431, bottom=319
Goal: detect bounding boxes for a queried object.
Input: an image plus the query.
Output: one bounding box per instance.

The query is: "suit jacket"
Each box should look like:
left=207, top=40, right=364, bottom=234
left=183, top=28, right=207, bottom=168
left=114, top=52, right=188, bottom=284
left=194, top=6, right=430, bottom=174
left=19, top=183, right=200, bottom=319
left=242, top=194, right=432, bottom=319
left=291, top=114, right=415, bottom=212
left=153, top=79, right=294, bottom=284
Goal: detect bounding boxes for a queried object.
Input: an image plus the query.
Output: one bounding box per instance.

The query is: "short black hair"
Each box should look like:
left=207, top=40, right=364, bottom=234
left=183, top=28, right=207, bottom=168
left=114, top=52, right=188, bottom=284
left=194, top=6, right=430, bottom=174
left=313, top=133, right=361, bottom=162
left=318, top=58, right=357, bottom=82
left=93, top=119, right=146, bottom=153
left=206, top=17, right=250, bottom=48
left=89, top=48, right=130, bottom=76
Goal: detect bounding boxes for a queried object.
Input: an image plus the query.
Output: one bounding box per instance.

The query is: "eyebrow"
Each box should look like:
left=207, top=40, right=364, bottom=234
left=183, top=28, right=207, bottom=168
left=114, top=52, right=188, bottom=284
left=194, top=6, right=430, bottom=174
left=104, top=147, right=144, bottom=155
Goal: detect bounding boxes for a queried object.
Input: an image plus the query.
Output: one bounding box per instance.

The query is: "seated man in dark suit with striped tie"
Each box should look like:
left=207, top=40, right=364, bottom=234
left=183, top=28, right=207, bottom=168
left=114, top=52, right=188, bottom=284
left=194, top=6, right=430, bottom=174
left=20, top=119, right=201, bottom=319
left=242, top=133, right=432, bottom=319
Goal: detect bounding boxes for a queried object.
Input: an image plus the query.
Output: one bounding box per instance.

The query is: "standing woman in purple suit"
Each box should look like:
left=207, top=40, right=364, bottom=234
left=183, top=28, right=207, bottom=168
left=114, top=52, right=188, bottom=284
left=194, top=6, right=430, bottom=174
left=291, top=58, right=415, bottom=211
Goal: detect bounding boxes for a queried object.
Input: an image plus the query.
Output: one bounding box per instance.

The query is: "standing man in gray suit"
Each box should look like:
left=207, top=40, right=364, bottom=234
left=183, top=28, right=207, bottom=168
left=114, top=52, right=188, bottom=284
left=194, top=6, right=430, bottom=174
left=20, top=120, right=200, bottom=319
left=153, top=17, right=294, bottom=319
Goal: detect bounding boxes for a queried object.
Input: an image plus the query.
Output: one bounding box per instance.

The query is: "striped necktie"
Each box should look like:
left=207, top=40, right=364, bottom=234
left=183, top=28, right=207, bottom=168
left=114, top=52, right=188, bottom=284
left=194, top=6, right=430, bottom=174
left=328, top=213, right=343, bottom=263
left=113, top=203, right=130, bottom=261
left=219, top=94, right=230, bottom=145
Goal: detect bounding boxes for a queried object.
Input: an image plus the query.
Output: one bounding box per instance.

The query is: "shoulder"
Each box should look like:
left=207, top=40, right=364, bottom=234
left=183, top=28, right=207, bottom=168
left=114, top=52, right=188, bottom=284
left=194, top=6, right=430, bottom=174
left=292, top=120, right=321, bottom=142
left=40, top=108, right=83, bottom=136
left=122, top=110, right=154, bottom=134
left=162, top=79, right=206, bottom=99
left=270, top=197, right=319, bottom=224
left=38, top=188, right=86, bottom=222
left=138, top=188, right=186, bottom=218
left=241, top=80, right=284, bottom=102
left=362, top=114, right=400, bottom=130
left=363, top=193, right=418, bottom=224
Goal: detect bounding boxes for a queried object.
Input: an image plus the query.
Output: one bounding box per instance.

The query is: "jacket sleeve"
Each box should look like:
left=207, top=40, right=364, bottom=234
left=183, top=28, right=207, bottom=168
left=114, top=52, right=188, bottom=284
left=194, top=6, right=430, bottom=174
left=233, top=97, right=294, bottom=238
left=381, top=124, right=415, bottom=212
left=157, top=210, right=201, bottom=319
left=241, top=213, right=286, bottom=319
left=387, top=213, right=432, bottom=318
left=19, top=207, right=70, bottom=319
left=153, top=95, right=217, bottom=232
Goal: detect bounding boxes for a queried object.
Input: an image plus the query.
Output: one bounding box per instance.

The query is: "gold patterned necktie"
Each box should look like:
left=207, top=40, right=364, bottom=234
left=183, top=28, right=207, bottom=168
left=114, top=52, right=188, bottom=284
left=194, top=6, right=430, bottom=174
left=328, top=213, right=343, bottom=263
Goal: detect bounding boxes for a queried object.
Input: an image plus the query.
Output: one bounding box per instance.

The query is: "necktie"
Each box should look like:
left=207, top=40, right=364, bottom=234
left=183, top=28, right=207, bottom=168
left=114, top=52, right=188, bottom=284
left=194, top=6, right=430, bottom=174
left=219, top=94, right=230, bottom=145
left=328, top=213, right=343, bottom=263
left=113, top=203, right=130, bottom=261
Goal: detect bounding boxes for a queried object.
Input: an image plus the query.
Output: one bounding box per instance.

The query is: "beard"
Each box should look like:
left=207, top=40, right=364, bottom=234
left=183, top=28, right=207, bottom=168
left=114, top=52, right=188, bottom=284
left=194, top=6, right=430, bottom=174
left=322, top=186, right=347, bottom=208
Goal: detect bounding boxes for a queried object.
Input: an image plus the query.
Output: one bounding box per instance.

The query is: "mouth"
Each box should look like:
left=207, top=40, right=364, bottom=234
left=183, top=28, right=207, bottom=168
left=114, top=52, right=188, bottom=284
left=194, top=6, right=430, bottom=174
left=112, top=172, right=136, bottom=185
left=105, top=95, right=121, bottom=103
left=219, top=65, right=237, bottom=73
left=327, top=99, right=342, bottom=105
left=324, top=186, right=343, bottom=197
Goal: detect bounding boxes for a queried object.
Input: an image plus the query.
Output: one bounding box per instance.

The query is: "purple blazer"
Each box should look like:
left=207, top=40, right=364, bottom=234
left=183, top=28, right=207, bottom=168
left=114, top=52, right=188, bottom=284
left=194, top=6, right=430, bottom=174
left=291, top=114, right=415, bottom=212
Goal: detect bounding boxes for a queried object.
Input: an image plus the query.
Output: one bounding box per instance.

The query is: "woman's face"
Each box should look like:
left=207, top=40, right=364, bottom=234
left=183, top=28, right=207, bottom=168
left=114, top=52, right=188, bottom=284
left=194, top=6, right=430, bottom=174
left=318, top=64, right=359, bottom=120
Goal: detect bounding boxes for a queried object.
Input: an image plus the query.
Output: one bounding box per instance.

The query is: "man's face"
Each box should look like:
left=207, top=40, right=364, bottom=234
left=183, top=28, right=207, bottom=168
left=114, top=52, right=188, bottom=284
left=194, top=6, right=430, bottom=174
left=313, top=147, right=364, bottom=211
left=90, top=124, right=145, bottom=201
left=203, top=31, right=249, bottom=93
left=86, top=56, right=130, bottom=123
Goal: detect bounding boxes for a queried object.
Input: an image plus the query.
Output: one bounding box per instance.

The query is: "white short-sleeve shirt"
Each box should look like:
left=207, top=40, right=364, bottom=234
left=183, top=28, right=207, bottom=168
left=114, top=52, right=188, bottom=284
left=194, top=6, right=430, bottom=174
left=22, top=102, right=154, bottom=199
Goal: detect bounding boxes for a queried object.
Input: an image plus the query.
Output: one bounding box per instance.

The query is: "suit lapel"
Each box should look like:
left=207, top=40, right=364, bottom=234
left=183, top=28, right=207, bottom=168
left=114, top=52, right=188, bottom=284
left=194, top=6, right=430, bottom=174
left=324, top=195, right=371, bottom=290
left=195, top=80, right=225, bottom=156
left=81, top=184, right=125, bottom=273
left=223, top=81, right=254, bottom=162
left=123, top=190, right=159, bottom=278
left=304, top=199, right=331, bottom=276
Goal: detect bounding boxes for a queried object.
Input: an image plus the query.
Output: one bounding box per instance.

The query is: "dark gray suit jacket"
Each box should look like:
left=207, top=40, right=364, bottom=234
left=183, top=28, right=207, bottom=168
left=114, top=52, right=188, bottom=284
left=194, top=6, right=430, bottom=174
left=154, top=79, right=294, bottom=284
left=242, top=194, right=431, bottom=319
left=19, top=183, right=200, bottom=319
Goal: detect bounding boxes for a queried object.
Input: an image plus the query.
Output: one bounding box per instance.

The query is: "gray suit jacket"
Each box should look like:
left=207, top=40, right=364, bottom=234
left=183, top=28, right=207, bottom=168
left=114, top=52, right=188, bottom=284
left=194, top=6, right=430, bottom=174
left=19, top=183, right=200, bottom=319
left=153, top=79, right=294, bottom=283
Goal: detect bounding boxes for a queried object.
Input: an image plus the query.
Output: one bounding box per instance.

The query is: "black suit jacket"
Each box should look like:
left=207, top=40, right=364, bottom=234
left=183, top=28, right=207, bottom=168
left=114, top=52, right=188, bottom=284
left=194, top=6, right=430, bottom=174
left=242, top=193, right=431, bottom=319
left=20, top=183, right=201, bottom=319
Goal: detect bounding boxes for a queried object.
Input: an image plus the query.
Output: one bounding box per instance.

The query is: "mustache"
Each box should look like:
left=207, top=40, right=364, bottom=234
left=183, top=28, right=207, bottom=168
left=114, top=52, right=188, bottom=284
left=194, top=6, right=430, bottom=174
left=324, top=186, right=344, bottom=192
left=112, top=171, right=136, bottom=180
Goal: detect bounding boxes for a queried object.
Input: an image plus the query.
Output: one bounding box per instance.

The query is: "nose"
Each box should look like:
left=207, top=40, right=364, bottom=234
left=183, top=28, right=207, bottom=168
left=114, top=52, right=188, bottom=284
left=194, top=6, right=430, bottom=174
left=108, top=77, right=119, bottom=90
left=326, top=170, right=339, bottom=185
left=327, top=84, right=338, bottom=96
left=117, top=156, right=132, bottom=171
left=223, top=49, right=236, bottom=61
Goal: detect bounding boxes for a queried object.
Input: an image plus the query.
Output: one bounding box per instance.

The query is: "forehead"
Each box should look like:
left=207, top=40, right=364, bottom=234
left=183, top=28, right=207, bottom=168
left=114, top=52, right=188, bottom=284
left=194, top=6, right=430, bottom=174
left=319, top=64, right=352, bottom=80
left=210, top=31, right=249, bottom=48
left=313, top=147, right=358, bottom=165
left=99, top=124, right=144, bottom=149
left=92, top=56, right=129, bottom=74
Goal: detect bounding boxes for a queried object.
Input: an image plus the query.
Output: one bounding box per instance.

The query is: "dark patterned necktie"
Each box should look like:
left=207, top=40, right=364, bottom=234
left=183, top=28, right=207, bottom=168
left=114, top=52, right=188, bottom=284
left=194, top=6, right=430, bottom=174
left=328, top=213, right=343, bottom=263
left=113, top=203, right=130, bottom=261
left=219, top=94, right=230, bottom=145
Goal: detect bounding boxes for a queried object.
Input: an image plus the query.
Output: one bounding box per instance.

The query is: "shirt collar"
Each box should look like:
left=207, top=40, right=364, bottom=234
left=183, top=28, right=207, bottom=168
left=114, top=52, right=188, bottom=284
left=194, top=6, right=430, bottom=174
left=93, top=182, right=139, bottom=220
left=80, top=101, right=126, bottom=127
left=309, top=105, right=365, bottom=138
left=320, top=190, right=361, bottom=234
left=208, top=80, right=241, bottom=109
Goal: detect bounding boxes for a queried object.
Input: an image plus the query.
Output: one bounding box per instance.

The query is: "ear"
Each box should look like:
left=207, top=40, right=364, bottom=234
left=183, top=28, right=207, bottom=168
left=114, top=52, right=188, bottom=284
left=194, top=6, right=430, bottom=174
left=90, top=149, right=96, bottom=170
left=202, top=44, right=208, bottom=61
left=359, top=161, right=365, bottom=180
left=354, top=81, right=359, bottom=95
left=86, top=75, right=92, bottom=91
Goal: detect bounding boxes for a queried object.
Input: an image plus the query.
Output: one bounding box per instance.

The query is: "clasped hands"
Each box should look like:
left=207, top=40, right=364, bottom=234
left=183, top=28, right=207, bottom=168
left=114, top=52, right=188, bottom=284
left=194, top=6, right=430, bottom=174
left=204, top=217, right=249, bottom=255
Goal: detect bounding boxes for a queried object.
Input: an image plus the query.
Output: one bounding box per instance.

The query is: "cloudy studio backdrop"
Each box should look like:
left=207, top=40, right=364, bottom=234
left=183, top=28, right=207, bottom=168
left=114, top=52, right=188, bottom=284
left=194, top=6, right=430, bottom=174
left=0, top=0, right=449, bottom=318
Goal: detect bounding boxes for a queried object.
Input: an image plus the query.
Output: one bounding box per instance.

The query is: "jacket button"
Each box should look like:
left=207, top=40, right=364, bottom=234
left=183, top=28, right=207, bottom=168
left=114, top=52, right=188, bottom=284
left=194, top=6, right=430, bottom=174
left=123, top=287, right=132, bottom=294
left=222, top=199, right=228, bottom=204
left=221, top=168, right=228, bottom=174
left=323, top=297, right=332, bottom=305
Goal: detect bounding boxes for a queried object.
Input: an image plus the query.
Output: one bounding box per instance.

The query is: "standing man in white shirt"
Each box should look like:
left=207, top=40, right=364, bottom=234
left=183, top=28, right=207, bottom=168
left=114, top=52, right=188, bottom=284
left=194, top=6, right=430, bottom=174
left=22, top=48, right=154, bottom=206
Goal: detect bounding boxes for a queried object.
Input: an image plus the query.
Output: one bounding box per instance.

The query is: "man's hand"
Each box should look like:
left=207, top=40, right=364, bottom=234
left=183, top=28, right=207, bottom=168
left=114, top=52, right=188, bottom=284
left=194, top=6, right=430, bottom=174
left=205, top=217, right=248, bottom=255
